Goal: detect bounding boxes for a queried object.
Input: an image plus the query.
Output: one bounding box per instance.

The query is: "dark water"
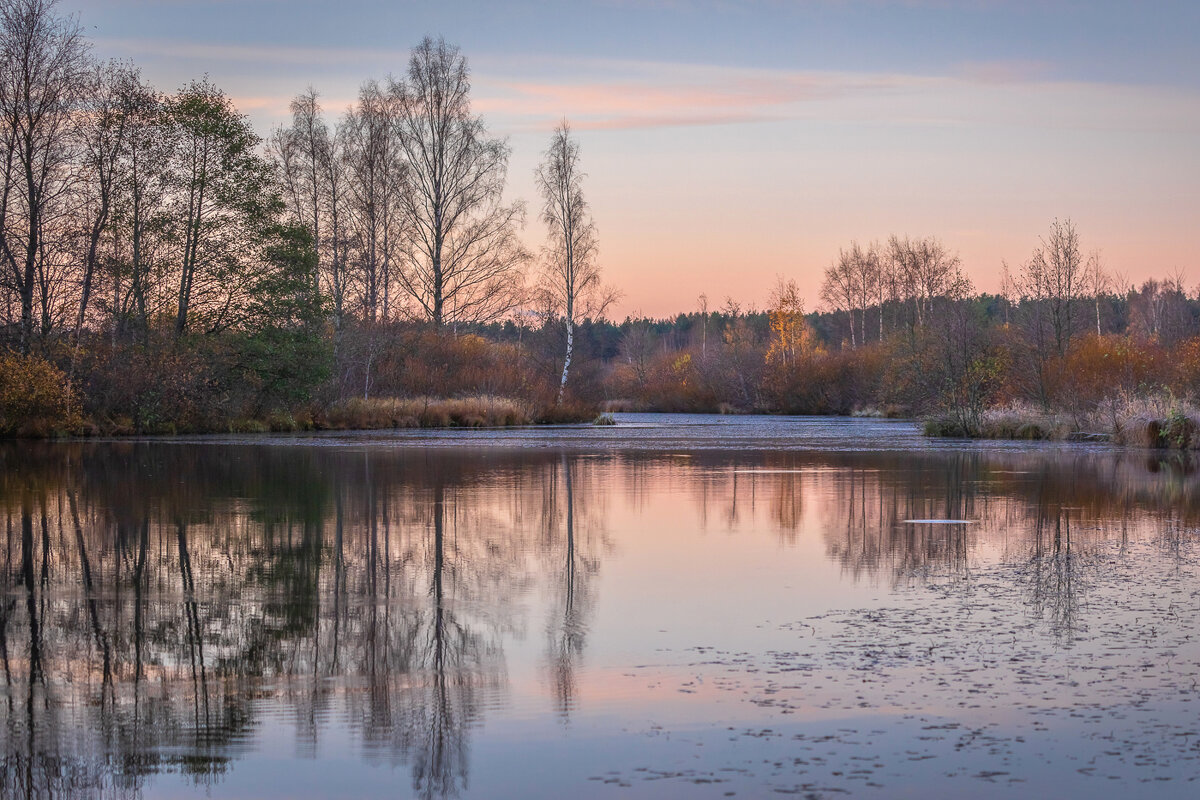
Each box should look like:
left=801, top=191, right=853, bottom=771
left=3, top=415, right=1200, bottom=799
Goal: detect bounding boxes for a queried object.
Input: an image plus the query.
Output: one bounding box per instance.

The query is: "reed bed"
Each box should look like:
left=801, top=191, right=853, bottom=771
left=322, top=395, right=533, bottom=429
left=925, top=394, right=1200, bottom=449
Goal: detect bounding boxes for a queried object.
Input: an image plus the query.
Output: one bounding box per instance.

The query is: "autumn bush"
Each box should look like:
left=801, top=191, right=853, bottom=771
left=1172, top=337, right=1200, bottom=401
left=1054, top=334, right=1165, bottom=414
left=0, top=351, right=83, bottom=436
left=77, top=335, right=226, bottom=433
left=354, top=329, right=534, bottom=401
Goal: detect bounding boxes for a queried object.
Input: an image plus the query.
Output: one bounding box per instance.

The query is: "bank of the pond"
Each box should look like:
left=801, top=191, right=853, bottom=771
left=3, top=394, right=601, bottom=438
left=924, top=397, right=1200, bottom=450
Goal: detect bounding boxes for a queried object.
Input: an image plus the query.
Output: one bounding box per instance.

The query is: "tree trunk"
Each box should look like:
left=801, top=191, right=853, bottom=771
left=558, top=316, right=574, bottom=405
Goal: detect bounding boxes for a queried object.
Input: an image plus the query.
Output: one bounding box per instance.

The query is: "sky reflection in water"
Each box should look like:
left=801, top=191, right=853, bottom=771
left=2, top=416, right=1200, bottom=799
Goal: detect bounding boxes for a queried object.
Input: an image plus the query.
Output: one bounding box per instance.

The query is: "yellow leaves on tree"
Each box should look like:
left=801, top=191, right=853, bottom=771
left=766, top=278, right=818, bottom=367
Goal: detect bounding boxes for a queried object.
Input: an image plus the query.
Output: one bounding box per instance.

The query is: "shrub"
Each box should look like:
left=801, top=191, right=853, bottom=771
left=923, top=415, right=969, bottom=438
left=0, top=351, right=83, bottom=437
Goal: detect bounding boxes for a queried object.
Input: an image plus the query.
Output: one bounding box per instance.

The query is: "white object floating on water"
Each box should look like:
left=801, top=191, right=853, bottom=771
left=733, top=469, right=808, bottom=474
left=903, top=519, right=975, bottom=524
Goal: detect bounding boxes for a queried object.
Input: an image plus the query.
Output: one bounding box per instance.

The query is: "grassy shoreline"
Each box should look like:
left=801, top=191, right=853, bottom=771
left=924, top=396, right=1200, bottom=450
left=7, top=395, right=601, bottom=438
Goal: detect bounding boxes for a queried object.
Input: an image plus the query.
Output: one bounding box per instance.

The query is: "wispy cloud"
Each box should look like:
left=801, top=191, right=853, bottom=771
left=90, top=37, right=1200, bottom=138
left=92, top=36, right=408, bottom=68
left=476, top=61, right=941, bottom=130
left=474, top=57, right=1200, bottom=134
left=955, top=59, right=1054, bottom=84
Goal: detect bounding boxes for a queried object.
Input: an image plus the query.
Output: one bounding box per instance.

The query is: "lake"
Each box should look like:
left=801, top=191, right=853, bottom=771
left=3, top=415, right=1200, bottom=799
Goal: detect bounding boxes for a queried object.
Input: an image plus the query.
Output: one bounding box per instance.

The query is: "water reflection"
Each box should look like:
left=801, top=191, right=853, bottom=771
left=0, top=440, right=1197, bottom=798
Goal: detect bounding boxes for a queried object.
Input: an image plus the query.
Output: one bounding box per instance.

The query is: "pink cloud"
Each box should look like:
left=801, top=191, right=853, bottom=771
left=476, top=65, right=933, bottom=130
left=956, top=59, right=1054, bottom=84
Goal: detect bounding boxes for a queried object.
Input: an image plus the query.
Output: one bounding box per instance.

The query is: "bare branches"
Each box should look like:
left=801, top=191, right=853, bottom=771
left=535, top=120, right=613, bottom=400
left=340, top=80, right=405, bottom=323
left=1020, top=217, right=1085, bottom=358
left=0, top=0, right=89, bottom=352
left=391, top=37, right=527, bottom=329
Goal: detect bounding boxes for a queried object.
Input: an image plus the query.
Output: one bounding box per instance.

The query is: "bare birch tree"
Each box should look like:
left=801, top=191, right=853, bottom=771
left=105, top=74, right=168, bottom=341
left=888, top=235, right=964, bottom=329
left=535, top=120, right=610, bottom=402
left=821, top=251, right=858, bottom=348
left=391, top=37, right=527, bottom=329
left=1083, top=249, right=1108, bottom=337
left=1018, top=218, right=1086, bottom=406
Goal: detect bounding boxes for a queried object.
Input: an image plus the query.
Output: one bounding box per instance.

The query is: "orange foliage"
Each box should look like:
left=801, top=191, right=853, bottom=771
left=0, top=351, right=82, bottom=436
left=1055, top=335, right=1166, bottom=410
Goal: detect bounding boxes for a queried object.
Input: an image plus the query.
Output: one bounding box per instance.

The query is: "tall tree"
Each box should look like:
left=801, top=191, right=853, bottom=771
left=340, top=80, right=404, bottom=323
left=71, top=61, right=142, bottom=368
left=535, top=121, right=609, bottom=402
left=270, top=88, right=330, bottom=296
left=820, top=250, right=859, bottom=348
left=766, top=277, right=810, bottom=367
left=165, top=79, right=276, bottom=336
left=391, top=37, right=527, bottom=329
left=107, top=73, right=169, bottom=341
left=1018, top=217, right=1086, bottom=406
left=1022, top=217, right=1084, bottom=358
left=0, top=0, right=89, bottom=352
left=888, top=235, right=964, bottom=329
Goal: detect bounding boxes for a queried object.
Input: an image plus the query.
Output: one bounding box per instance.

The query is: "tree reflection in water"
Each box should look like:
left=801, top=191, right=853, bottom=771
left=0, top=445, right=610, bottom=800
left=542, top=454, right=602, bottom=720
left=0, top=441, right=1198, bottom=799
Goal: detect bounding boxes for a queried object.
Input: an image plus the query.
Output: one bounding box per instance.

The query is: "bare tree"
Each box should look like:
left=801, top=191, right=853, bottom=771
left=0, top=0, right=89, bottom=352
left=106, top=73, right=168, bottom=341
left=270, top=88, right=330, bottom=295
left=888, top=234, right=964, bottom=329
left=848, top=241, right=880, bottom=344
left=820, top=251, right=858, bottom=348
left=271, top=87, right=353, bottom=331
left=391, top=37, right=527, bottom=329
left=1017, top=218, right=1086, bottom=406
left=340, top=80, right=404, bottom=323
left=535, top=120, right=611, bottom=403
left=1082, top=249, right=1109, bottom=337
left=1020, top=217, right=1084, bottom=359
left=70, top=60, right=141, bottom=371
left=999, top=259, right=1015, bottom=327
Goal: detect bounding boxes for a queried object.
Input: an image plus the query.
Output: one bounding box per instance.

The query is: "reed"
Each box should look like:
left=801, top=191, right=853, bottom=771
left=322, top=395, right=536, bottom=430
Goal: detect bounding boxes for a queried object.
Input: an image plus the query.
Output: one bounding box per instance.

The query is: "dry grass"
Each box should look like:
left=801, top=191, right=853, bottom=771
left=1101, top=392, right=1200, bottom=449
left=600, top=398, right=647, bottom=413
left=980, top=403, right=1072, bottom=441
left=926, top=393, right=1200, bottom=449
left=322, top=395, right=534, bottom=430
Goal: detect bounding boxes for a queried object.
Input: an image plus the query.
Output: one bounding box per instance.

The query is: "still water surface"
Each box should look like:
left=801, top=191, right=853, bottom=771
left=3, top=415, right=1200, bottom=798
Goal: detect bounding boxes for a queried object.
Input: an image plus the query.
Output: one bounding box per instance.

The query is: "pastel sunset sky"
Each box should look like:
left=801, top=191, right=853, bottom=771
left=68, top=0, right=1199, bottom=318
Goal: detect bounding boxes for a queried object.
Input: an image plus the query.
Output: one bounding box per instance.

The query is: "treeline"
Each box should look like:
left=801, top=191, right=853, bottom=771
left=574, top=219, right=1200, bottom=443
left=0, top=0, right=609, bottom=434
left=1, top=0, right=1196, bottom=440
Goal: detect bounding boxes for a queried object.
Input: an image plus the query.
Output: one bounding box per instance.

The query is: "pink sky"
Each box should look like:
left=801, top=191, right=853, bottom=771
left=75, top=1, right=1200, bottom=318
